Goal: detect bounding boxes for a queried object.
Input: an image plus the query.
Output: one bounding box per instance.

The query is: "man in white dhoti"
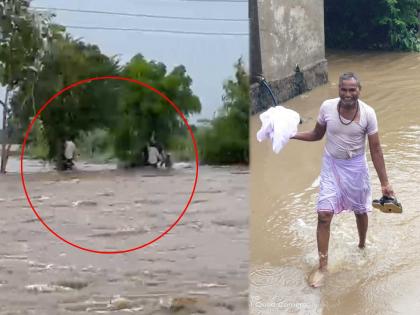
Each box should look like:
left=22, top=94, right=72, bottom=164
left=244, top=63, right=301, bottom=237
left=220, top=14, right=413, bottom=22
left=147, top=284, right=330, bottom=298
left=292, top=72, right=395, bottom=287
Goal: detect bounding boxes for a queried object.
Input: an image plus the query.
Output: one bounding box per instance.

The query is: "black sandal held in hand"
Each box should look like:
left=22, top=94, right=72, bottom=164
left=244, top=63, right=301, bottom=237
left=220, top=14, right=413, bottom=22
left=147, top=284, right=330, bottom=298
left=372, top=196, right=403, bottom=213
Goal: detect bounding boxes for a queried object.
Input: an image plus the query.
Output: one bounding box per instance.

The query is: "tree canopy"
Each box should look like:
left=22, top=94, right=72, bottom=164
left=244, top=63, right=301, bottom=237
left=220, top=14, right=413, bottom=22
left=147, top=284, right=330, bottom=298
left=113, top=54, right=201, bottom=166
left=198, top=58, right=249, bottom=165
left=325, top=0, right=420, bottom=51
left=11, top=31, right=120, bottom=168
left=0, top=0, right=48, bottom=172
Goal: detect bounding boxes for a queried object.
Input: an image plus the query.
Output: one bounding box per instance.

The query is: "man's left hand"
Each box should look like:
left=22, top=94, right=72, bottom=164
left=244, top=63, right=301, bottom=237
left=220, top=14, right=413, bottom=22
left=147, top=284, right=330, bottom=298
left=382, top=183, right=395, bottom=197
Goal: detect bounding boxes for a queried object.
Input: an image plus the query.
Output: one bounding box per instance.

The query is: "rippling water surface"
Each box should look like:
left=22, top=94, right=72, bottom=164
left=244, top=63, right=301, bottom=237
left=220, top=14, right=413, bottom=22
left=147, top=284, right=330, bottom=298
left=1, top=165, right=249, bottom=314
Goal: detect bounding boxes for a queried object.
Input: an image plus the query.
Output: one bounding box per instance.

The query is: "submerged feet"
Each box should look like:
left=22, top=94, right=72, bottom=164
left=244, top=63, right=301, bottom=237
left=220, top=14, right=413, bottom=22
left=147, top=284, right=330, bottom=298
left=309, top=251, right=328, bottom=288
left=308, top=268, right=327, bottom=288
left=309, top=245, right=367, bottom=288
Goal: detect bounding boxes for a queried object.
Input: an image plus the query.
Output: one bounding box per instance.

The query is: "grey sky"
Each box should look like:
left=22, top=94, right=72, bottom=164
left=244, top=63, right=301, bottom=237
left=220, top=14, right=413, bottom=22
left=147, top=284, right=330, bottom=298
left=1, top=0, right=249, bottom=128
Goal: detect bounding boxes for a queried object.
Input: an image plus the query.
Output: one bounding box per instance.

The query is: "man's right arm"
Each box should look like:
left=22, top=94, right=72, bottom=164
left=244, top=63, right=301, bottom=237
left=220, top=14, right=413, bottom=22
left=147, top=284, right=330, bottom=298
left=291, top=122, right=326, bottom=141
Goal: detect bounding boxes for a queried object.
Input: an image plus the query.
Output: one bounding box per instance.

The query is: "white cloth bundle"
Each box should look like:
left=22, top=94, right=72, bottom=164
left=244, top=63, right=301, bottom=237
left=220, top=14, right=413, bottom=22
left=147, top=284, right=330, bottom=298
left=256, top=105, right=301, bottom=153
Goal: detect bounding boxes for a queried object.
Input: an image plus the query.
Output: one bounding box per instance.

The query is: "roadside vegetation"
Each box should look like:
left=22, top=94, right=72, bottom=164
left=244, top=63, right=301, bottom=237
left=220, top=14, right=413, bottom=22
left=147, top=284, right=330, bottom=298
left=0, top=0, right=249, bottom=173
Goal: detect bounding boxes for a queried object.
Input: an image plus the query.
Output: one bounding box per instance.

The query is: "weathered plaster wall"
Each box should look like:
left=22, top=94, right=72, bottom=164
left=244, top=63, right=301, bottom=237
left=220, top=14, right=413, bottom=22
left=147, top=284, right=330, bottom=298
left=251, top=0, right=328, bottom=114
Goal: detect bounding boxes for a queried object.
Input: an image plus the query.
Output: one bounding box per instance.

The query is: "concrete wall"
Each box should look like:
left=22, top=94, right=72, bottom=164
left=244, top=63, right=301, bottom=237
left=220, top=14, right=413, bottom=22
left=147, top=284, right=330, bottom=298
left=251, top=0, right=328, bottom=114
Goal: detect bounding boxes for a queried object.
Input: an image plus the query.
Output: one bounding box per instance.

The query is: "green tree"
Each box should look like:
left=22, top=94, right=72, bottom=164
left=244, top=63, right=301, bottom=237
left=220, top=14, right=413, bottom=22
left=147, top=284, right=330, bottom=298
left=114, top=54, right=201, bottom=167
left=325, top=0, right=420, bottom=51
left=0, top=0, right=48, bottom=173
left=199, top=58, right=249, bottom=165
left=12, top=31, right=120, bottom=169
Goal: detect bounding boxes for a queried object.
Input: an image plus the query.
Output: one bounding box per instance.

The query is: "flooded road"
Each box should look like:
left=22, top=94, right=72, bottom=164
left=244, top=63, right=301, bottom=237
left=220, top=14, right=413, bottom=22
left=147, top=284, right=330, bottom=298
left=250, top=51, right=420, bottom=315
left=0, top=163, right=248, bottom=314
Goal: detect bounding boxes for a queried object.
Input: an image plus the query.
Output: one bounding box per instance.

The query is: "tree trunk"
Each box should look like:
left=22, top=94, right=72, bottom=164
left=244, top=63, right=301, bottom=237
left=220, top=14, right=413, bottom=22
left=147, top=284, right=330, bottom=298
left=0, top=120, right=6, bottom=174
left=55, top=138, right=65, bottom=171
left=3, top=144, right=12, bottom=170
left=0, top=89, right=10, bottom=174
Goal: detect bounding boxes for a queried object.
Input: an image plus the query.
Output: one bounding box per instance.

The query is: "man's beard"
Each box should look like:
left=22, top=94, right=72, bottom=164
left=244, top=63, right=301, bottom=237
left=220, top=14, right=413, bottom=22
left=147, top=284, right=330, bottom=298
left=340, top=98, right=357, bottom=108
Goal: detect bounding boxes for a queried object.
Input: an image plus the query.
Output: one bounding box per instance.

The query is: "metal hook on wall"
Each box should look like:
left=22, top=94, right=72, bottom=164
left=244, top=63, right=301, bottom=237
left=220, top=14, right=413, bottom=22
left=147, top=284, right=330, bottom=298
left=254, top=74, right=302, bottom=124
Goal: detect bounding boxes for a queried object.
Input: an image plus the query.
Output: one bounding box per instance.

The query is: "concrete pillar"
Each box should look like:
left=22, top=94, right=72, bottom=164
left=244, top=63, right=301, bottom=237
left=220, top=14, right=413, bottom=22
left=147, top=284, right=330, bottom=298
left=250, top=0, right=328, bottom=114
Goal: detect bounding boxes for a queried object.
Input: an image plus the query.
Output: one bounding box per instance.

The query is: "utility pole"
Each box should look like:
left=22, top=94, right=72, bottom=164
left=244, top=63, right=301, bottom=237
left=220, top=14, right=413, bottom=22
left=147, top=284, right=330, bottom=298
left=249, top=0, right=262, bottom=84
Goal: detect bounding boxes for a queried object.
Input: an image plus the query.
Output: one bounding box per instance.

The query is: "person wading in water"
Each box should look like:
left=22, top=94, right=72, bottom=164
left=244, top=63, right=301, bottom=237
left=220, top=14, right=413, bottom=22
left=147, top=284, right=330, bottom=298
left=63, top=137, right=77, bottom=170
left=291, top=72, right=395, bottom=287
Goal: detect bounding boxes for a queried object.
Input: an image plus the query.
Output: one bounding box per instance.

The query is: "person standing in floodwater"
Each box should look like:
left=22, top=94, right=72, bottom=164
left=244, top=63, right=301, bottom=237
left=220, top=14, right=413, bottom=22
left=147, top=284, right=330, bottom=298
left=291, top=72, right=395, bottom=287
left=64, top=138, right=77, bottom=170
left=147, top=142, right=162, bottom=168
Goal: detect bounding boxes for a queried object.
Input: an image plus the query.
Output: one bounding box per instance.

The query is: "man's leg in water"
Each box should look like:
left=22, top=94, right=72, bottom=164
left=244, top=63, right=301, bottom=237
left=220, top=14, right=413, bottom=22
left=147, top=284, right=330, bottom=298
left=355, top=213, right=368, bottom=249
left=309, top=211, right=333, bottom=287
left=317, top=211, right=334, bottom=270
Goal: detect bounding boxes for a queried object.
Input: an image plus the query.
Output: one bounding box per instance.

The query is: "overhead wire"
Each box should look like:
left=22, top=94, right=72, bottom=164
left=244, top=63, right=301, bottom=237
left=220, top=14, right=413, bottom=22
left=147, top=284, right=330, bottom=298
left=158, top=0, right=247, bottom=2
left=62, top=25, right=249, bottom=36
left=31, top=4, right=248, bottom=37
left=32, top=6, right=249, bottom=22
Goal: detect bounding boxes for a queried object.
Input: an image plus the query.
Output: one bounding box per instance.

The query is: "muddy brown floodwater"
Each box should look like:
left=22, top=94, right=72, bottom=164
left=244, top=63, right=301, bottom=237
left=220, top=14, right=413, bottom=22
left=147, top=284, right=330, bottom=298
left=0, top=162, right=249, bottom=314
left=250, top=51, right=420, bottom=315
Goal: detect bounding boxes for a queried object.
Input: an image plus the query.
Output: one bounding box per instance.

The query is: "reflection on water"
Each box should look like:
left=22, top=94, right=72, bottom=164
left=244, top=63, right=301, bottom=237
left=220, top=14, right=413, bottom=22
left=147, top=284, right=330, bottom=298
left=251, top=51, right=420, bottom=315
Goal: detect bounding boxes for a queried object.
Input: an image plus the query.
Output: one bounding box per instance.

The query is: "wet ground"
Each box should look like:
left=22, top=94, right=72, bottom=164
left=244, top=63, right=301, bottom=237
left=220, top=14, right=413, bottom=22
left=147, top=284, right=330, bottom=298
left=0, top=162, right=249, bottom=314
